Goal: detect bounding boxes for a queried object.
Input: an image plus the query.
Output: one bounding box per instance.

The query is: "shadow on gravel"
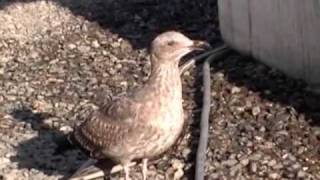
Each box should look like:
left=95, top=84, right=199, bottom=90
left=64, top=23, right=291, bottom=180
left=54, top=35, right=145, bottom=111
left=210, top=54, right=320, bottom=127
left=56, top=0, right=320, bottom=126
left=57, top=0, right=220, bottom=49
left=2, top=1, right=319, bottom=125
left=2, top=0, right=320, bottom=179
left=9, top=105, right=87, bottom=177
left=0, top=0, right=220, bottom=49
left=1, top=0, right=319, bottom=126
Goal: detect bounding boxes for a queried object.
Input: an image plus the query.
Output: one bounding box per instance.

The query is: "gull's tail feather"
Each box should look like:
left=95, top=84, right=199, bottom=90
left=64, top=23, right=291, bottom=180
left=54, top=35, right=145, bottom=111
left=68, top=159, right=137, bottom=180
left=69, top=159, right=103, bottom=180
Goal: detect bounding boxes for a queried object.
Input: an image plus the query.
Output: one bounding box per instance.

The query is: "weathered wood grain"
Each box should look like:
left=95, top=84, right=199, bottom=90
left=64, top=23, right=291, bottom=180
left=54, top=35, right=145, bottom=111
left=218, top=0, right=320, bottom=88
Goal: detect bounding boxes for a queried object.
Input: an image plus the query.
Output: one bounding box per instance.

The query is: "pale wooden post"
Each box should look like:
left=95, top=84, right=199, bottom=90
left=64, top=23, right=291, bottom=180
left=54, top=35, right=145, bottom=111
left=218, top=0, right=320, bottom=89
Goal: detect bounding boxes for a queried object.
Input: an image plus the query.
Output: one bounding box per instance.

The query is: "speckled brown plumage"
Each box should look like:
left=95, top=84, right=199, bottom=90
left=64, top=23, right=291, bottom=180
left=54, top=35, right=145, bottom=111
left=71, top=31, right=209, bottom=180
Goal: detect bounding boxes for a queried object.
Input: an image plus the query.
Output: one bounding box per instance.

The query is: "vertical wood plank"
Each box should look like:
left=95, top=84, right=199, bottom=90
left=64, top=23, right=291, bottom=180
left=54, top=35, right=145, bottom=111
left=229, top=0, right=251, bottom=54
left=300, top=0, right=320, bottom=85
left=218, top=0, right=234, bottom=48
left=272, top=0, right=305, bottom=79
left=218, top=0, right=320, bottom=87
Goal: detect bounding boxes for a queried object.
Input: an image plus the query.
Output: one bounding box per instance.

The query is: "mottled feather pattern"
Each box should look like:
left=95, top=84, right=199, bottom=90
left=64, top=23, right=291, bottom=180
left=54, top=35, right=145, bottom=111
left=73, top=67, right=183, bottom=163
left=74, top=113, right=125, bottom=150
left=69, top=32, right=204, bottom=179
left=99, top=96, right=139, bottom=122
left=74, top=109, right=161, bottom=161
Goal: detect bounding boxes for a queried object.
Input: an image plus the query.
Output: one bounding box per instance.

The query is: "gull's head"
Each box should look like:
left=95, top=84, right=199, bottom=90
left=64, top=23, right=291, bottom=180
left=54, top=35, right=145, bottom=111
left=150, top=31, right=211, bottom=63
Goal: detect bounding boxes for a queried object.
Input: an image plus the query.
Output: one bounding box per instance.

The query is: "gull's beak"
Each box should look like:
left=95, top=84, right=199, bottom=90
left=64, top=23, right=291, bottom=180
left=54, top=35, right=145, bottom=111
left=189, top=40, right=212, bottom=51
left=175, top=40, right=212, bottom=62
left=178, top=40, right=212, bottom=73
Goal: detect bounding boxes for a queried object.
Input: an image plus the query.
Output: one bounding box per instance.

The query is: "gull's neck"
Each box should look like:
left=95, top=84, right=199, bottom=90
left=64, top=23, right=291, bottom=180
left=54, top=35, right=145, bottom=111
left=130, top=55, right=181, bottom=103
left=148, top=55, right=180, bottom=84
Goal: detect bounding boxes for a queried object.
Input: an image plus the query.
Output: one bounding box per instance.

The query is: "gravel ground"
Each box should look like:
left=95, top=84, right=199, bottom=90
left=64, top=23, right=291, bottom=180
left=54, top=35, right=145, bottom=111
left=0, top=0, right=319, bottom=180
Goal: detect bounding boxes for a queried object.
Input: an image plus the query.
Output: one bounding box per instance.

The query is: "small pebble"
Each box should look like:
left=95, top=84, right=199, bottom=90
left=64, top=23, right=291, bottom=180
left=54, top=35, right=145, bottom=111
left=268, top=172, right=279, bottom=179
left=268, top=159, right=277, bottom=167
left=67, top=43, right=76, bottom=50
left=231, top=86, right=241, bottom=94
left=92, top=40, right=100, bottom=48
left=240, top=158, right=249, bottom=166
left=59, top=125, right=73, bottom=133
left=252, top=106, right=261, bottom=116
left=250, top=153, right=262, bottom=161
left=210, top=173, right=219, bottom=179
left=182, top=148, right=191, bottom=158
left=221, top=159, right=238, bottom=167
left=250, top=162, right=257, bottom=173
left=297, top=170, right=307, bottom=178
left=171, top=159, right=184, bottom=170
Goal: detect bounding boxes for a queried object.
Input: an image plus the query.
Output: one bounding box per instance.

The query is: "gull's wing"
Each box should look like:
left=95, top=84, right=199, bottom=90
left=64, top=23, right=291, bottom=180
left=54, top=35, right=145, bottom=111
left=71, top=96, right=142, bottom=159
left=99, top=96, right=139, bottom=122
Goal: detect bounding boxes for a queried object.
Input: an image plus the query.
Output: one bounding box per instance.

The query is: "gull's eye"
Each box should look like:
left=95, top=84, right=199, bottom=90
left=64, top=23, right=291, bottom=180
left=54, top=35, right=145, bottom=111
left=167, top=41, right=175, bottom=46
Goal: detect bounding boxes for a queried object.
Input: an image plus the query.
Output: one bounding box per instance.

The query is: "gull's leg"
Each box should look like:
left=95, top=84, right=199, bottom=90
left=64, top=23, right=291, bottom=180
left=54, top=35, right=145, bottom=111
left=142, top=158, right=148, bottom=180
left=123, top=164, right=131, bottom=180
left=110, top=162, right=136, bottom=174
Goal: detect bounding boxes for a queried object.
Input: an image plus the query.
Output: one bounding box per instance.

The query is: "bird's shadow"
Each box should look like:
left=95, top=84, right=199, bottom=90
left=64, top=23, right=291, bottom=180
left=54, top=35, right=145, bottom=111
left=8, top=105, right=88, bottom=178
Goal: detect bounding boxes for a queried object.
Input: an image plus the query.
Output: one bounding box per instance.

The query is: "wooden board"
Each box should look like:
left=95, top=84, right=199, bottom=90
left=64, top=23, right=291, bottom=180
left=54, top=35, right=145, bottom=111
left=218, top=0, right=320, bottom=88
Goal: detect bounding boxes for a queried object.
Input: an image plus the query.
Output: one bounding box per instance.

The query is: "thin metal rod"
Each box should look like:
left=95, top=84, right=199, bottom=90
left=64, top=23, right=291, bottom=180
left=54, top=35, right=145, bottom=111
left=195, top=45, right=231, bottom=180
